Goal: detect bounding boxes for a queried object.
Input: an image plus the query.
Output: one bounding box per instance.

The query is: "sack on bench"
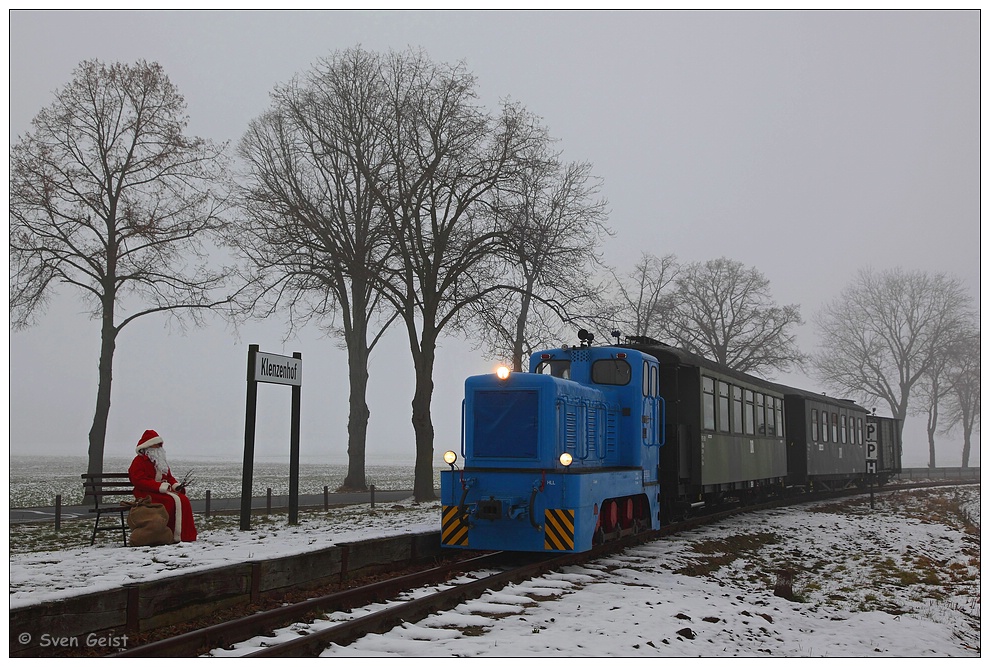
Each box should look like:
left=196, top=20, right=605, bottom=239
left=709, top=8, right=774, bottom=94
left=126, top=497, right=174, bottom=547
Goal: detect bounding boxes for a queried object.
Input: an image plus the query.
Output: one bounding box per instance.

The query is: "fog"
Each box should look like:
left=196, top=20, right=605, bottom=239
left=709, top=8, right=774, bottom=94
left=7, top=10, right=980, bottom=469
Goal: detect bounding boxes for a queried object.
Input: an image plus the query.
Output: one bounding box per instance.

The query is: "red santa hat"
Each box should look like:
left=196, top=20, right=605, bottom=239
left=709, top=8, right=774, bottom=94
left=136, top=429, right=164, bottom=452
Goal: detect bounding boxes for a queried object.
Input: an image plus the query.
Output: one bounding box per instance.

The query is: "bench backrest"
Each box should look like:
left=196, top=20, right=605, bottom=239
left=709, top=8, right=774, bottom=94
left=81, top=473, right=134, bottom=507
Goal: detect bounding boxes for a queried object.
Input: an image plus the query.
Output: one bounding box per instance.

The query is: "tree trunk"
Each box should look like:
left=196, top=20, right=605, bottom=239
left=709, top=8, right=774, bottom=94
left=410, top=334, right=437, bottom=502
left=340, top=336, right=370, bottom=491
left=960, top=404, right=974, bottom=468
left=926, top=396, right=939, bottom=470
left=86, top=307, right=117, bottom=494
left=512, top=287, right=533, bottom=372
left=926, top=409, right=938, bottom=469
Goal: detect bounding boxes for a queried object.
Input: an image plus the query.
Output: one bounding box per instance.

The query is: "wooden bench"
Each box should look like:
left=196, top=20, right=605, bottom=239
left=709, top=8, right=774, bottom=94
left=81, top=473, right=134, bottom=546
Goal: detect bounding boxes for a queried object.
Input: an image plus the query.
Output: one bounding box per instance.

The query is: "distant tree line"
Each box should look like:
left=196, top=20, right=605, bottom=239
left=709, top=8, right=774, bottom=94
left=10, top=53, right=979, bottom=499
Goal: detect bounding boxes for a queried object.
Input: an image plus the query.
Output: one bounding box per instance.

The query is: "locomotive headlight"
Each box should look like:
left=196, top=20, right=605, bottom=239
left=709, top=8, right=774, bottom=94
left=443, top=450, right=458, bottom=466
left=559, top=452, right=573, bottom=467
left=495, top=365, right=511, bottom=380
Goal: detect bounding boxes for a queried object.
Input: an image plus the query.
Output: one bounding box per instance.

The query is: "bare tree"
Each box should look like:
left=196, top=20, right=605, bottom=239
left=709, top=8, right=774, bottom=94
left=467, top=155, right=611, bottom=371
left=813, top=267, right=973, bottom=448
left=941, top=329, right=980, bottom=468
left=232, top=48, right=397, bottom=491
left=915, top=341, right=953, bottom=468
left=608, top=252, right=679, bottom=341
left=355, top=49, right=544, bottom=500
left=662, top=257, right=804, bottom=376
left=10, top=60, right=233, bottom=479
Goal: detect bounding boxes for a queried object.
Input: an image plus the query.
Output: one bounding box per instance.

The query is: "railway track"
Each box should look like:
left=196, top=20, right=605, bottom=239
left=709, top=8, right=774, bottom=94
left=109, top=480, right=974, bottom=657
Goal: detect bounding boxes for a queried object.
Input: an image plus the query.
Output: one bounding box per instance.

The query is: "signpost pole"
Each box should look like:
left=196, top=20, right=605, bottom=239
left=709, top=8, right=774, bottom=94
left=241, top=344, right=260, bottom=530
left=289, top=352, right=302, bottom=525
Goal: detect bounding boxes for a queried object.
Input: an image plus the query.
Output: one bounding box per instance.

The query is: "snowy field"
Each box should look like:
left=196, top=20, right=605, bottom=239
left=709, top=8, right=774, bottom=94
left=8, top=485, right=980, bottom=657
left=9, top=455, right=435, bottom=507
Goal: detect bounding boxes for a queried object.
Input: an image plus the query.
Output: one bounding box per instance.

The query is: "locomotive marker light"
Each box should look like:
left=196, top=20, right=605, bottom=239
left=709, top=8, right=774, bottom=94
left=496, top=365, right=511, bottom=380
left=443, top=450, right=458, bottom=467
left=559, top=452, right=573, bottom=467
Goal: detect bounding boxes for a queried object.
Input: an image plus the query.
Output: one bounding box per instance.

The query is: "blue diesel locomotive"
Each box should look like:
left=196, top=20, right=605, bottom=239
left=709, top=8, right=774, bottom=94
left=440, top=331, right=663, bottom=552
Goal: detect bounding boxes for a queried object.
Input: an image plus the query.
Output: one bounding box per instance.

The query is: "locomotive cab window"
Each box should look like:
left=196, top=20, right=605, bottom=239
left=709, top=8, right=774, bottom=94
left=592, top=358, right=631, bottom=386
left=536, top=360, right=571, bottom=379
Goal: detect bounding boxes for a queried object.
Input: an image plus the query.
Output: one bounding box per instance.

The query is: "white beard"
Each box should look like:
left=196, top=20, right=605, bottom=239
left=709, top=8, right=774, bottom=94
left=145, top=448, right=170, bottom=477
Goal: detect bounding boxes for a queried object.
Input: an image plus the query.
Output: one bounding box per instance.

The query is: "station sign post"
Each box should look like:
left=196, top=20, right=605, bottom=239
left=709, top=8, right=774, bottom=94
left=865, top=420, right=878, bottom=509
left=241, top=344, right=303, bottom=530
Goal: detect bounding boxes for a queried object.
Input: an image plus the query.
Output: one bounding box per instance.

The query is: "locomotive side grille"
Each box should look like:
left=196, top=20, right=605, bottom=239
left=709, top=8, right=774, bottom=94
left=587, top=406, right=599, bottom=454
left=606, top=409, right=618, bottom=453
left=564, top=408, right=578, bottom=451
left=441, top=505, right=470, bottom=547
left=543, top=509, right=575, bottom=551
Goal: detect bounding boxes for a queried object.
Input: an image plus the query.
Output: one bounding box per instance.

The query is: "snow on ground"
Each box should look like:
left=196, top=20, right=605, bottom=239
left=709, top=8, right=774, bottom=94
left=9, top=486, right=981, bottom=657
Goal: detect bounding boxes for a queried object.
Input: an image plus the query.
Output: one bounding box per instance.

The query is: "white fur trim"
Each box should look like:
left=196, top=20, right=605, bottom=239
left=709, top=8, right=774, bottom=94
left=164, top=491, right=183, bottom=543
left=159, top=482, right=170, bottom=493
left=136, top=435, right=164, bottom=452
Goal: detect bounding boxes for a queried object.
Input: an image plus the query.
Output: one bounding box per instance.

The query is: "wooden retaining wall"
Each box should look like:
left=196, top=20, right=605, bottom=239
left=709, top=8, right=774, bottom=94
left=10, top=531, right=442, bottom=657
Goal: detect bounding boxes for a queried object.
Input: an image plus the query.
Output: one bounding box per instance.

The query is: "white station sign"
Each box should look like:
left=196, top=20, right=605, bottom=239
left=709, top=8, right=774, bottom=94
left=254, top=351, right=302, bottom=386
left=865, top=421, right=878, bottom=462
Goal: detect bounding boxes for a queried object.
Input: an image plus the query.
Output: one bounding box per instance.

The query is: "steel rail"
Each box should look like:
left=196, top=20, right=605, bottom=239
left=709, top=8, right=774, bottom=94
left=111, top=552, right=504, bottom=658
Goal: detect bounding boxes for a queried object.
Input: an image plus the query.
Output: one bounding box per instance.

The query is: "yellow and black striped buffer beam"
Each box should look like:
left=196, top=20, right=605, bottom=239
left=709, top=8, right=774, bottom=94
left=441, top=505, right=470, bottom=547
left=544, top=509, right=575, bottom=551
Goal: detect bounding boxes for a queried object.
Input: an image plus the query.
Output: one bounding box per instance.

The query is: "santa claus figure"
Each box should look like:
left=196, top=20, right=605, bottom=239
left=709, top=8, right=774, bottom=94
left=128, top=429, right=197, bottom=542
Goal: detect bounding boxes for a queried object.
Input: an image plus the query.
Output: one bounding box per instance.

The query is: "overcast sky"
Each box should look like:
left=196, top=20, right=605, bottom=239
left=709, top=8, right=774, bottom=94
left=7, top=10, right=981, bottom=469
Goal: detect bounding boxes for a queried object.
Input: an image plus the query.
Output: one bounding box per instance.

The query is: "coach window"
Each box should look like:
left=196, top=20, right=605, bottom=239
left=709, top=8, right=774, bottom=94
left=756, top=394, right=766, bottom=435
left=856, top=417, right=863, bottom=445
left=718, top=381, right=730, bottom=433
left=775, top=398, right=784, bottom=436
left=702, top=377, right=716, bottom=430
left=592, top=358, right=631, bottom=385
left=744, top=390, right=755, bottom=435
left=821, top=411, right=829, bottom=442
left=732, top=386, right=743, bottom=434
left=840, top=415, right=848, bottom=444
left=811, top=409, right=819, bottom=441
left=831, top=412, right=839, bottom=442
left=766, top=396, right=776, bottom=436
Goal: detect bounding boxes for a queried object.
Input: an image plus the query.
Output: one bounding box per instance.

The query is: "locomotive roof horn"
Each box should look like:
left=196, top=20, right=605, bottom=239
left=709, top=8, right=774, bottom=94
left=578, top=328, right=594, bottom=347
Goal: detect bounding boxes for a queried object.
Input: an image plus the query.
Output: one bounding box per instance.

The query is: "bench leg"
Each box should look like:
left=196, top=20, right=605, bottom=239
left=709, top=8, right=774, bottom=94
left=91, top=514, right=99, bottom=546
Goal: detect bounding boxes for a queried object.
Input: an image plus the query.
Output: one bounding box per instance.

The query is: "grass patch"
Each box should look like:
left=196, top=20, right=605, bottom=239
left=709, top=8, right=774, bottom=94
left=675, top=531, right=779, bottom=577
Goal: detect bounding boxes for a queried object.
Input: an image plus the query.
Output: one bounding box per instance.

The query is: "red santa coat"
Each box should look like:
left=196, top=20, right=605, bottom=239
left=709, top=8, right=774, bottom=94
left=128, top=454, right=197, bottom=542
